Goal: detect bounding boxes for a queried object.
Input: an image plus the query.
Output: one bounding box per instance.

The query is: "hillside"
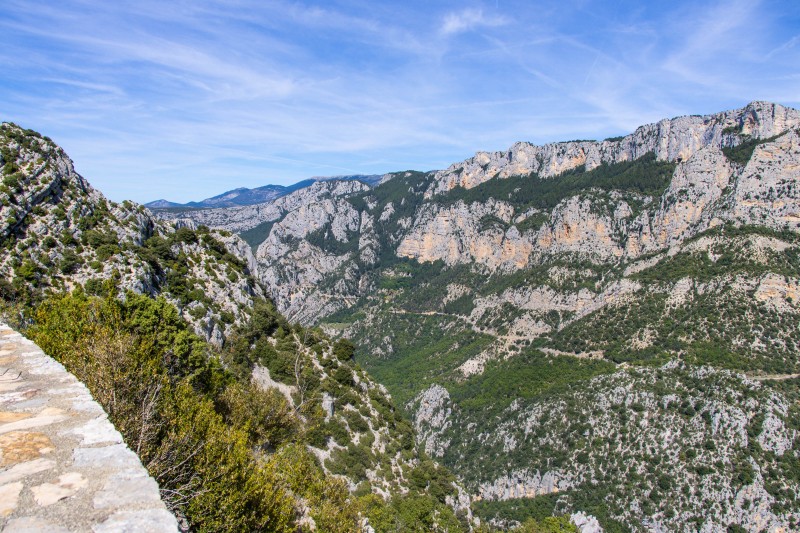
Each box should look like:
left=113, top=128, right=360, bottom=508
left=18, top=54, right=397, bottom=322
left=0, top=122, right=472, bottom=531
left=168, top=101, right=800, bottom=531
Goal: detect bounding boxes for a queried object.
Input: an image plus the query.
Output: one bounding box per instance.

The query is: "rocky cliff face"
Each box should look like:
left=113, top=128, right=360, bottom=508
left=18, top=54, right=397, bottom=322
left=400, top=130, right=800, bottom=269
left=146, top=102, right=800, bottom=531
left=166, top=102, right=800, bottom=326
left=0, top=123, right=264, bottom=345
left=157, top=180, right=370, bottom=234
left=426, top=100, right=800, bottom=196
left=0, top=124, right=474, bottom=530
left=414, top=362, right=799, bottom=532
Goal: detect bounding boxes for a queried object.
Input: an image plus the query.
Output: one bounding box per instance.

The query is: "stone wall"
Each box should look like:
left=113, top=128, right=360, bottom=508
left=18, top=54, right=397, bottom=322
left=0, top=323, right=178, bottom=532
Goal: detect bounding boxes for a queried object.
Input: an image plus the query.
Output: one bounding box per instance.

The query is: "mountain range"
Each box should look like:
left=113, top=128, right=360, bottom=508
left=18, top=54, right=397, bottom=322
left=3, top=100, right=800, bottom=531
left=0, top=123, right=469, bottom=531
left=145, top=174, right=382, bottom=209
left=157, top=101, right=800, bottom=531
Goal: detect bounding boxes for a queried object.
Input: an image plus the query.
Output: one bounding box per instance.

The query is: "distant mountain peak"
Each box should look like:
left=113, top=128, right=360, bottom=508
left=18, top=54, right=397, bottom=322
left=143, top=199, right=183, bottom=208
left=146, top=174, right=382, bottom=209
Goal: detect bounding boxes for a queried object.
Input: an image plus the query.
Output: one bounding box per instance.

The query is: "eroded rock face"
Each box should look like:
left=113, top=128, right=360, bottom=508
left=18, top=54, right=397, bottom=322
left=396, top=200, right=530, bottom=270
left=160, top=180, right=370, bottom=234
left=571, top=512, right=603, bottom=533
left=396, top=134, right=800, bottom=274
left=643, top=146, right=735, bottom=251
left=410, top=385, right=453, bottom=458
left=425, top=101, right=800, bottom=197
left=259, top=240, right=353, bottom=323
left=731, top=129, right=800, bottom=229
left=137, top=102, right=800, bottom=329
left=478, top=470, right=570, bottom=501
left=534, top=195, right=626, bottom=260
left=0, top=123, right=264, bottom=346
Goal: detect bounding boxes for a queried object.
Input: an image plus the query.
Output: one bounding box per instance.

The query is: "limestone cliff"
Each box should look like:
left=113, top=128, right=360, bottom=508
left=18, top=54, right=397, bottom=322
left=0, top=123, right=264, bottom=345
left=163, top=102, right=800, bottom=327
left=159, top=180, right=369, bottom=234
left=426, top=101, right=800, bottom=196
left=126, top=102, right=800, bottom=531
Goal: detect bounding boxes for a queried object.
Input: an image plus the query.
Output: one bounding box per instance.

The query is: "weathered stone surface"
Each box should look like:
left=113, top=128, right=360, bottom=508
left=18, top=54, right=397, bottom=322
left=0, top=458, right=55, bottom=485
left=410, top=385, right=453, bottom=457
left=67, top=417, right=123, bottom=446
left=4, top=515, right=71, bottom=532
left=478, top=470, right=569, bottom=501
left=0, top=481, right=24, bottom=516
left=0, top=431, right=54, bottom=466
left=93, top=471, right=162, bottom=509
left=32, top=472, right=88, bottom=506
left=0, top=408, right=68, bottom=435
left=72, top=444, right=142, bottom=471
left=0, top=324, right=177, bottom=532
left=396, top=199, right=530, bottom=269
left=730, top=129, right=800, bottom=229
left=93, top=509, right=182, bottom=533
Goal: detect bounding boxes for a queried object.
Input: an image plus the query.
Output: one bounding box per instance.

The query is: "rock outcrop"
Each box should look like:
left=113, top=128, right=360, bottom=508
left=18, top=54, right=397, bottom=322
left=122, top=102, right=800, bottom=531
left=160, top=180, right=369, bottom=234
left=0, top=123, right=265, bottom=346
left=152, top=102, right=800, bottom=326
left=425, top=101, right=800, bottom=197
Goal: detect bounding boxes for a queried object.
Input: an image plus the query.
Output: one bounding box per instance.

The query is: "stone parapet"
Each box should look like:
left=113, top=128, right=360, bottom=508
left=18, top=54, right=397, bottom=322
left=0, top=323, right=178, bottom=532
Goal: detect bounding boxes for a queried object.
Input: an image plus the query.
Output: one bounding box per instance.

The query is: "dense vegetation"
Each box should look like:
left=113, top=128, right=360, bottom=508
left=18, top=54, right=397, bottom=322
left=309, top=138, right=800, bottom=529
left=439, top=153, right=676, bottom=212
left=544, top=226, right=800, bottom=373
left=448, top=350, right=616, bottom=416
left=240, top=219, right=276, bottom=250
left=435, top=363, right=800, bottom=531
left=19, top=289, right=470, bottom=531
left=721, top=132, right=787, bottom=166
left=29, top=290, right=312, bottom=530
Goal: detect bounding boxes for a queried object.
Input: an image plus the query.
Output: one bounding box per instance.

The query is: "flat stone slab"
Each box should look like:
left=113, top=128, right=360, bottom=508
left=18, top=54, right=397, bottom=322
left=0, top=323, right=177, bottom=532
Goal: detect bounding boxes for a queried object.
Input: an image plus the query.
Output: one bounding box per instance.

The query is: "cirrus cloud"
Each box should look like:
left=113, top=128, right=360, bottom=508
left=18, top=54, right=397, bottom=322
left=440, top=8, right=510, bottom=36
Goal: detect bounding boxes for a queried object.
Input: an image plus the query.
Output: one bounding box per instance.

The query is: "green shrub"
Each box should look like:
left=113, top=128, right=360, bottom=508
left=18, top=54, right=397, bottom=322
left=333, top=338, right=356, bottom=361
left=95, top=243, right=120, bottom=261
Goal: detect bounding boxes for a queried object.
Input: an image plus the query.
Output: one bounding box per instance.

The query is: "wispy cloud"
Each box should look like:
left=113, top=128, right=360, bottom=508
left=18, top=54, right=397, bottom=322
left=0, top=0, right=797, bottom=203
left=440, top=8, right=509, bottom=36
left=662, top=0, right=761, bottom=87
left=766, top=34, right=800, bottom=60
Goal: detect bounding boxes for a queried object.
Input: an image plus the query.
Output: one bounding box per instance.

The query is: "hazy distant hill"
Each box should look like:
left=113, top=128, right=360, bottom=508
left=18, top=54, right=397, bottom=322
left=145, top=174, right=381, bottom=209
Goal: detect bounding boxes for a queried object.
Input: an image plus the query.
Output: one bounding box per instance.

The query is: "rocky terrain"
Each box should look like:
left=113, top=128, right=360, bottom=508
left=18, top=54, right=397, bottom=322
left=414, top=361, right=799, bottom=532
left=164, top=101, right=800, bottom=531
left=0, top=123, right=472, bottom=531
left=0, top=123, right=269, bottom=346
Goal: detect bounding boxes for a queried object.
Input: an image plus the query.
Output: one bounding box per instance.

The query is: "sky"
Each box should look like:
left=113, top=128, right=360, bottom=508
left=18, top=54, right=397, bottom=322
left=1, top=0, right=799, bottom=204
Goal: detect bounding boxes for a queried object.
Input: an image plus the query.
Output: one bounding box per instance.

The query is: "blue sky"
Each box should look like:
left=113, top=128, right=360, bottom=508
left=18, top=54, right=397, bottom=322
left=1, top=0, right=798, bottom=203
